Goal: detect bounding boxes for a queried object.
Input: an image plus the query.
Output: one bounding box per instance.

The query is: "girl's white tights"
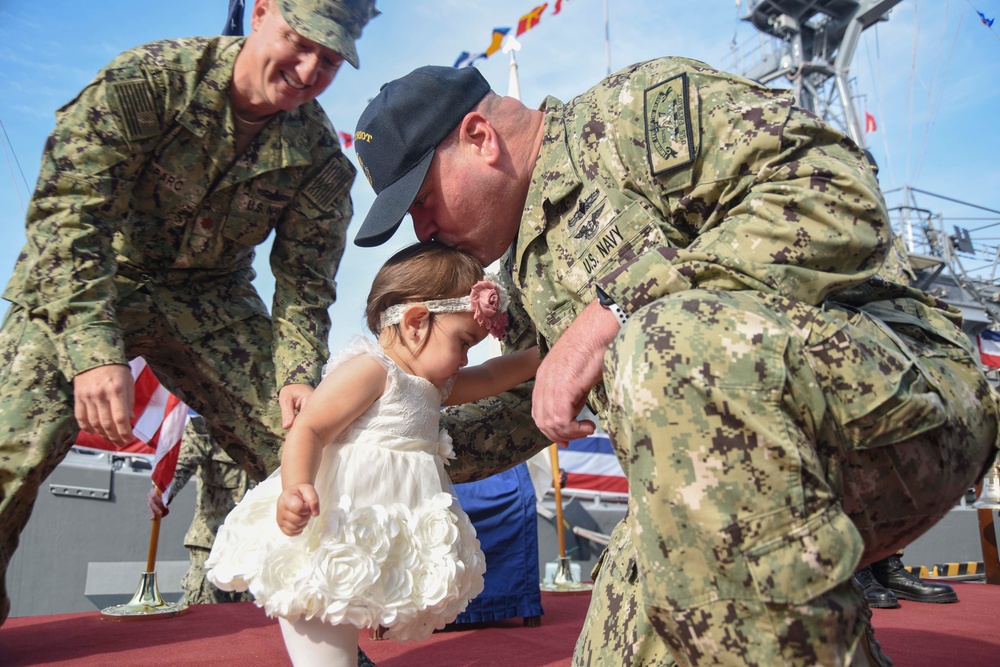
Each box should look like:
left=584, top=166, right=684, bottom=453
left=278, top=615, right=358, bottom=667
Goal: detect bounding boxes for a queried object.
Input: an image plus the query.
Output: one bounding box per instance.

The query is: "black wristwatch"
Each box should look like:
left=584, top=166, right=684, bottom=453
left=594, top=284, right=628, bottom=326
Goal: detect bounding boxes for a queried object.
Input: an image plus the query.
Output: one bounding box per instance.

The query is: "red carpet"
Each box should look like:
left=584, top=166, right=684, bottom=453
left=871, top=581, right=1000, bottom=667
left=2, top=584, right=997, bottom=666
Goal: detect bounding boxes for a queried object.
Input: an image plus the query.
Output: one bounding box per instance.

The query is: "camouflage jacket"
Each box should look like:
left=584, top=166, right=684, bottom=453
left=514, top=57, right=892, bottom=408
left=3, top=37, right=355, bottom=388
left=167, top=416, right=253, bottom=550
left=444, top=56, right=964, bottom=481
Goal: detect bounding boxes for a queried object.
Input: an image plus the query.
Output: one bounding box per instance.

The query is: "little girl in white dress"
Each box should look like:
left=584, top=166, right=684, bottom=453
left=206, top=242, right=540, bottom=667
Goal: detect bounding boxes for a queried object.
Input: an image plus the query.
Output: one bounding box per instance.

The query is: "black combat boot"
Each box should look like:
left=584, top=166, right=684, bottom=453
left=870, top=554, right=958, bottom=603
left=853, top=565, right=900, bottom=609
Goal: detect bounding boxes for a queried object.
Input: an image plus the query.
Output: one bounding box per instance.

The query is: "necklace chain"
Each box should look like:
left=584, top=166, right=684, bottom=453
left=232, top=108, right=273, bottom=126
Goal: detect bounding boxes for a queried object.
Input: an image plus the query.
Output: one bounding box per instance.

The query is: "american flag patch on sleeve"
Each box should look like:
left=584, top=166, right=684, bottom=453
left=304, top=155, right=354, bottom=211
left=111, top=80, right=159, bottom=141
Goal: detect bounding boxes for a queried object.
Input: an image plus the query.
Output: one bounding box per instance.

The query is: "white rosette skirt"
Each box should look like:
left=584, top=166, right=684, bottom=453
left=206, top=430, right=486, bottom=642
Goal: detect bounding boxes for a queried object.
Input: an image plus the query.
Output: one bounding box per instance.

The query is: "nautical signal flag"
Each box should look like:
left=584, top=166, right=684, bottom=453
left=517, top=3, right=549, bottom=35
left=454, top=50, right=487, bottom=69
left=485, top=27, right=511, bottom=56
left=978, top=11, right=995, bottom=28
left=865, top=111, right=877, bottom=133
left=337, top=131, right=353, bottom=149
left=454, top=1, right=572, bottom=68
left=979, top=329, right=1000, bottom=368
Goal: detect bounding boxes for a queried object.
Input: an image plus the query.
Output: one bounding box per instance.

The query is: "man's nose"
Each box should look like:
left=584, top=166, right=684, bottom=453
left=297, top=53, right=320, bottom=86
left=411, top=212, right=435, bottom=242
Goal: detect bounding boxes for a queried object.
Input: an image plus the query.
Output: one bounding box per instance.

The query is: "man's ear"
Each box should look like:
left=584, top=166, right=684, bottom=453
left=400, top=304, right=430, bottom=340
left=459, top=112, right=500, bottom=165
left=249, top=0, right=269, bottom=31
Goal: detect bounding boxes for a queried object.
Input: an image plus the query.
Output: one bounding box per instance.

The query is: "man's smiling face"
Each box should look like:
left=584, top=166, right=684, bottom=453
left=241, top=0, right=344, bottom=115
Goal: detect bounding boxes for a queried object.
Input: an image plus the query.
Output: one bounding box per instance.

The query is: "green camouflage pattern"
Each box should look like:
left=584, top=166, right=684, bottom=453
left=168, top=416, right=254, bottom=551
left=443, top=57, right=998, bottom=666
left=4, top=37, right=353, bottom=388
left=0, top=37, right=353, bottom=625
left=277, top=0, right=380, bottom=68
left=170, top=416, right=255, bottom=604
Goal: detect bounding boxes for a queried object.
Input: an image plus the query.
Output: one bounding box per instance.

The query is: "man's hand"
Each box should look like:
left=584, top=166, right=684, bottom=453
left=74, top=363, right=134, bottom=446
left=279, top=383, right=314, bottom=429
left=276, top=484, right=320, bottom=536
left=531, top=301, right=620, bottom=445
left=146, top=487, right=168, bottom=520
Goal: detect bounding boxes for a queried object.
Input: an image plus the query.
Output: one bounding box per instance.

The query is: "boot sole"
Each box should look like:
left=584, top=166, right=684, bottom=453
left=868, top=599, right=901, bottom=609
left=891, top=592, right=958, bottom=603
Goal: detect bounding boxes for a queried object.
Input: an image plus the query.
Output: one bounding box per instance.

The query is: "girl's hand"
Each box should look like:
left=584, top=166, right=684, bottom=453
left=276, top=484, right=320, bottom=536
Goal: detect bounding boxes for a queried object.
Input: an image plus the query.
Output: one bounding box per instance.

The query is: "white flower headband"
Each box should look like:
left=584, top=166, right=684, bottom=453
left=379, top=274, right=511, bottom=339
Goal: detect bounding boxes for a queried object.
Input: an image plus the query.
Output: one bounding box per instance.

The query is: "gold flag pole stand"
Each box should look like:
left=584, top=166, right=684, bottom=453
left=540, top=443, right=593, bottom=593
left=101, top=490, right=188, bottom=621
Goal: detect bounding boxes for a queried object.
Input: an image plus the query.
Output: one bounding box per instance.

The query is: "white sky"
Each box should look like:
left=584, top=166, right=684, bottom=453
left=1, top=0, right=998, bottom=365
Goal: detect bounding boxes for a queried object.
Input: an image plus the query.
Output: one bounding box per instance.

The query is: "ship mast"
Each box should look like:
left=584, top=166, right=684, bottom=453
left=736, top=0, right=1000, bottom=335
left=740, top=0, right=901, bottom=148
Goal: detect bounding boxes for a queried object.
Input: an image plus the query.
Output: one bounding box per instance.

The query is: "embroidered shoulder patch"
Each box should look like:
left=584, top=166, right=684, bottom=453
left=643, top=73, right=695, bottom=176
left=110, top=80, right=159, bottom=141
left=304, top=155, right=354, bottom=211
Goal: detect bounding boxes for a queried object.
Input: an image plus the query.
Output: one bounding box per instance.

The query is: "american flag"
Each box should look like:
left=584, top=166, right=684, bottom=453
left=978, top=329, right=1000, bottom=369
left=559, top=436, right=628, bottom=495
left=74, top=358, right=189, bottom=499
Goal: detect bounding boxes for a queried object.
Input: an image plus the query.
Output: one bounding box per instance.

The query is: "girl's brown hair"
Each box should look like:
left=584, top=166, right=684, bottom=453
left=365, top=242, right=485, bottom=338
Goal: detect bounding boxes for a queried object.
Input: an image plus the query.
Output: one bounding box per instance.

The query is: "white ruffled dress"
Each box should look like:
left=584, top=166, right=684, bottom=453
left=205, top=337, right=486, bottom=641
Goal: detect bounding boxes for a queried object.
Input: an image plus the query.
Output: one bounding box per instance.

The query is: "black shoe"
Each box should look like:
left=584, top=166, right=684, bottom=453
left=358, top=646, right=378, bottom=667
left=871, top=555, right=958, bottom=604
left=854, top=565, right=900, bottom=609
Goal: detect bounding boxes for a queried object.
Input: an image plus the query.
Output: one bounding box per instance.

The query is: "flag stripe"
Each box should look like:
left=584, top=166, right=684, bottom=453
left=133, top=383, right=172, bottom=443
left=559, top=449, right=624, bottom=477
left=564, top=472, right=628, bottom=494
left=130, top=357, right=159, bottom=413
left=979, top=331, right=1000, bottom=368
left=152, top=393, right=188, bottom=495
left=565, top=436, right=615, bottom=455
left=560, top=436, right=628, bottom=493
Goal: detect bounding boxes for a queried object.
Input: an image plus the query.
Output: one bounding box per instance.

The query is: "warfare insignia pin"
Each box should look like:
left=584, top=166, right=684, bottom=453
left=643, top=73, right=695, bottom=176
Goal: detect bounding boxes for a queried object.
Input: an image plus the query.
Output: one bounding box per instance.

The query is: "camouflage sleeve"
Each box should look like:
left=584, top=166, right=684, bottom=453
left=269, top=149, right=355, bottom=388
left=594, top=59, right=888, bottom=314
left=166, top=417, right=211, bottom=501
left=441, top=273, right=551, bottom=483
left=24, top=59, right=164, bottom=380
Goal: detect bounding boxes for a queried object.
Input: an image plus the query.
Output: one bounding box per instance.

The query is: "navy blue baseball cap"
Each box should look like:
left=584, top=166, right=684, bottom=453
left=353, top=66, right=491, bottom=247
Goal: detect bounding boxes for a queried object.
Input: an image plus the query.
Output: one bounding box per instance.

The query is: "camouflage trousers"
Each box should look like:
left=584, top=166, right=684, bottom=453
left=182, top=547, right=254, bottom=605
left=0, top=284, right=285, bottom=625
left=574, top=290, right=998, bottom=667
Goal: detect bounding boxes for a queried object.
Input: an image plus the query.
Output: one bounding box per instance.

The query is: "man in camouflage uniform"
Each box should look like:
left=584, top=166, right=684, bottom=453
left=0, top=0, right=379, bottom=633
left=350, top=61, right=1000, bottom=666
left=146, top=414, right=255, bottom=605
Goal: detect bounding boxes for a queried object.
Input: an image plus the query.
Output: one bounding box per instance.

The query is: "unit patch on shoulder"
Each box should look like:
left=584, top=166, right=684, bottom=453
left=110, top=80, right=159, bottom=141
left=643, top=73, right=694, bottom=176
